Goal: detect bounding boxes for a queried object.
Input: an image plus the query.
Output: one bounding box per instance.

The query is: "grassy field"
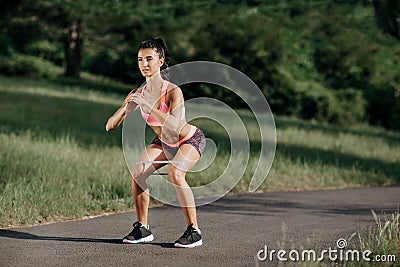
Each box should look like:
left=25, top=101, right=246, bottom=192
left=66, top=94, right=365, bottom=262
left=0, top=75, right=399, bottom=227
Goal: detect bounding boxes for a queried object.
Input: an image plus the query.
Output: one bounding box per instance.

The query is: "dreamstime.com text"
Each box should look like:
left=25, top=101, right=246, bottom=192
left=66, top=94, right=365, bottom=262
left=257, top=238, right=396, bottom=263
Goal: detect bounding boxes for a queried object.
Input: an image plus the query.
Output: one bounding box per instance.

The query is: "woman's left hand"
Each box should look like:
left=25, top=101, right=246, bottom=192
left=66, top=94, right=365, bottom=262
left=130, top=94, right=152, bottom=114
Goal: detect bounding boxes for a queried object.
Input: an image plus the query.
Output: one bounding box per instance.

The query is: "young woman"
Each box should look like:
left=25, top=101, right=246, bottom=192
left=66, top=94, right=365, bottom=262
left=106, top=37, right=205, bottom=248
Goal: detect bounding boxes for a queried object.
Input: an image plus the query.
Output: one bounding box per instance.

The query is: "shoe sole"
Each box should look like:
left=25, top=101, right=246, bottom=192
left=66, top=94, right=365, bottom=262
left=174, top=239, right=203, bottom=248
left=122, top=234, right=154, bottom=244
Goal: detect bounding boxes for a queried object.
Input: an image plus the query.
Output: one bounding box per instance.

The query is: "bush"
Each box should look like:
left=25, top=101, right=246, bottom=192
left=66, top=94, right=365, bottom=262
left=0, top=53, right=62, bottom=78
left=366, top=77, right=400, bottom=130
left=312, top=5, right=377, bottom=90
left=264, top=84, right=300, bottom=116
left=82, top=50, right=138, bottom=84
left=334, top=88, right=366, bottom=125
left=298, top=85, right=338, bottom=123
left=83, top=50, right=117, bottom=77
left=299, top=88, right=366, bottom=126
left=189, top=6, right=283, bottom=87
left=314, top=28, right=376, bottom=89
left=23, top=40, right=64, bottom=66
left=272, top=77, right=367, bottom=126
left=0, top=33, right=14, bottom=56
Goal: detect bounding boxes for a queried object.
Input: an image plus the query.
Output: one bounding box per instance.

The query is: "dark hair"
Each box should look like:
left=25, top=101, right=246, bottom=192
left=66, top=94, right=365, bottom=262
left=138, top=37, right=169, bottom=71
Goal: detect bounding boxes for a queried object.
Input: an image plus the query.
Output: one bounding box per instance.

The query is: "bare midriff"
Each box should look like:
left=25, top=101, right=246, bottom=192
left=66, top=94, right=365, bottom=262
left=151, top=124, right=197, bottom=147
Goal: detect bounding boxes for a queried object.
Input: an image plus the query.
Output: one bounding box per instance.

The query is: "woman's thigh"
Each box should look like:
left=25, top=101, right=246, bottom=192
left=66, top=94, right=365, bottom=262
left=132, top=144, right=169, bottom=178
left=170, top=144, right=201, bottom=173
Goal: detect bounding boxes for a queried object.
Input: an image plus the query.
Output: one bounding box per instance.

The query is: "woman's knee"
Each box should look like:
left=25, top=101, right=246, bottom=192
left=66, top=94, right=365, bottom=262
left=168, top=164, right=186, bottom=185
left=131, top=166, right=148, bottom=183
left=132, top=174, right=148, bottom=193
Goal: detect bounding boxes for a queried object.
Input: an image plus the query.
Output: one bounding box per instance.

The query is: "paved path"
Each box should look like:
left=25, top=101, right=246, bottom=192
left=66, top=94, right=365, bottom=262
left=1, top=186, right=399, bottom=266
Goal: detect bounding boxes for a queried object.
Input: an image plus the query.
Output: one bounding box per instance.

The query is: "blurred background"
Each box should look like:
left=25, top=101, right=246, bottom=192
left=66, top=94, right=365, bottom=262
left=1, top=0, right=399, bottom=129
left=1, top=0, right=399, bottom=227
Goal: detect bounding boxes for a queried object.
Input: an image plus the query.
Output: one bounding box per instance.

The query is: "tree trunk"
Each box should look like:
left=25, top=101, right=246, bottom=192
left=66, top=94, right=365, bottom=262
left=65, top=20, right=83, bottom=78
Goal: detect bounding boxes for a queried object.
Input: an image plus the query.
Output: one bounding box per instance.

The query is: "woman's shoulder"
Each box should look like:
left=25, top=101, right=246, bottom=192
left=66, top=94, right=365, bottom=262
left=165, top=81, right=183, bottom=95
left=166, top=81, right=180, bottom=91
left=165, top=81, right=184, bottom=102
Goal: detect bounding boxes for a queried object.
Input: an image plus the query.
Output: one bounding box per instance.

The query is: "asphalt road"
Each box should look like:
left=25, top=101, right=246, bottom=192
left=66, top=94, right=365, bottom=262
left=1, top=186, right=399, bottom=266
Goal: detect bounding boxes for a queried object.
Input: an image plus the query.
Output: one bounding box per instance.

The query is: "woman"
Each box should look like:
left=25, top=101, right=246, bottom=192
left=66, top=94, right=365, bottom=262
left=106, top=37, right=205, bottom=248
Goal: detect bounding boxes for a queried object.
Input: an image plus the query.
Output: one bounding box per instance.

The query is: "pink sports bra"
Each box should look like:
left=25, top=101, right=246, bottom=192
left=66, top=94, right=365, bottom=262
left=140, top=80, right=170, bottom=126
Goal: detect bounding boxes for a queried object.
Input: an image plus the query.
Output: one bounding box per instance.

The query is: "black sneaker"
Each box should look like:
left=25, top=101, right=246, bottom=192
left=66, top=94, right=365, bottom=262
left=122, top=221, right=154, bottom=244
left=174, top=224, right=203, bottom=248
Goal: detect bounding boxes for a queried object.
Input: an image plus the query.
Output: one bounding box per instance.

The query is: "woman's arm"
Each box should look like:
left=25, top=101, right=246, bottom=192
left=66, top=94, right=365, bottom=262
left=161, top=87, right=186, bottom=131
left=105, top=103, right=128, bottom=132
left=105, top=89, right=138, bottom=132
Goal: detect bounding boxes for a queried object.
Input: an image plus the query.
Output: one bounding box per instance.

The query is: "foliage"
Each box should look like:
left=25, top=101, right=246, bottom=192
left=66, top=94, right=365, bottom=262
left=334, top=88, right=366, bottom=125
left=311, top=3, right=383, bottom=85
left=0, top=0, right=399, bottom=129
left=23, top=40, right=64, bottom=66
left=0, top=33, right=14, bottom=56
left=366, top=75, right=400, bottom=129
left=0, top=53, right=61, bottom=78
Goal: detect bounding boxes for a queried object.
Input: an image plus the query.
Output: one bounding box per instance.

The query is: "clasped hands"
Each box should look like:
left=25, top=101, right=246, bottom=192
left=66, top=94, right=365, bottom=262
left=125, top=92, right=153, bottom=114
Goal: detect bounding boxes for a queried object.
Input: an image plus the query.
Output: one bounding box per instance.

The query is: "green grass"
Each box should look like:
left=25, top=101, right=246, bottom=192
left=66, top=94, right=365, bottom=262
left=0, top=132, right=132, bottom=225
left=0, top=75, right=399, bottom=227
left=347, top=209, right=399, bottom=267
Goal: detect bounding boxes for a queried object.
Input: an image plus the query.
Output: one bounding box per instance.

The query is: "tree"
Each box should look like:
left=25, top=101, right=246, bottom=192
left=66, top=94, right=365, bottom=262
left=4, top=0, right=97, bottom=78
left=64, top=18, right=83, bottom=78
left=373, top=0, right=400, bottom=40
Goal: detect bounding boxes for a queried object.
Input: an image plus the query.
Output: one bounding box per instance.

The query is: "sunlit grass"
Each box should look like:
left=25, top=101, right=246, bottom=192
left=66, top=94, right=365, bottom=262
left=0, top=132, right=133, bottom=226
left=0, top=74, right=123, bottom=105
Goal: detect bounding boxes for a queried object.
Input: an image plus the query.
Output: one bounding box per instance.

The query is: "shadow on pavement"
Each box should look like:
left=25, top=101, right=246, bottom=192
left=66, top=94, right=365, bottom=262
left=0, top=229, right=121, bottom=244
left=143, top=242, right=175, bottom=248
left=0, top=229, right=176, bottom=248
left=199, top=189, right=398, bottom=217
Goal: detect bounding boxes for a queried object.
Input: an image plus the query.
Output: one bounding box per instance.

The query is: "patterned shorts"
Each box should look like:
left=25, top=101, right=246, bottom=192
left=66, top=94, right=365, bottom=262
left=151, top=127, right=206, bottom=157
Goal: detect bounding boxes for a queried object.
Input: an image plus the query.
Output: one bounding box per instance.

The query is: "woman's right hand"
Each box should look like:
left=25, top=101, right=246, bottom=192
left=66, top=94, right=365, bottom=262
left=124, top=90, right=136, bottom=105
left=124, top=91, right=139, bottom=113
left=105, top=90, right=138, bottom=132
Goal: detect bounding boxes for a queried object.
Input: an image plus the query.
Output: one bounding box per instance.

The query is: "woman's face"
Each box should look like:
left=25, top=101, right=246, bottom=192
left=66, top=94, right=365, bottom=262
left=138, top=48, right=164, bottom=78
